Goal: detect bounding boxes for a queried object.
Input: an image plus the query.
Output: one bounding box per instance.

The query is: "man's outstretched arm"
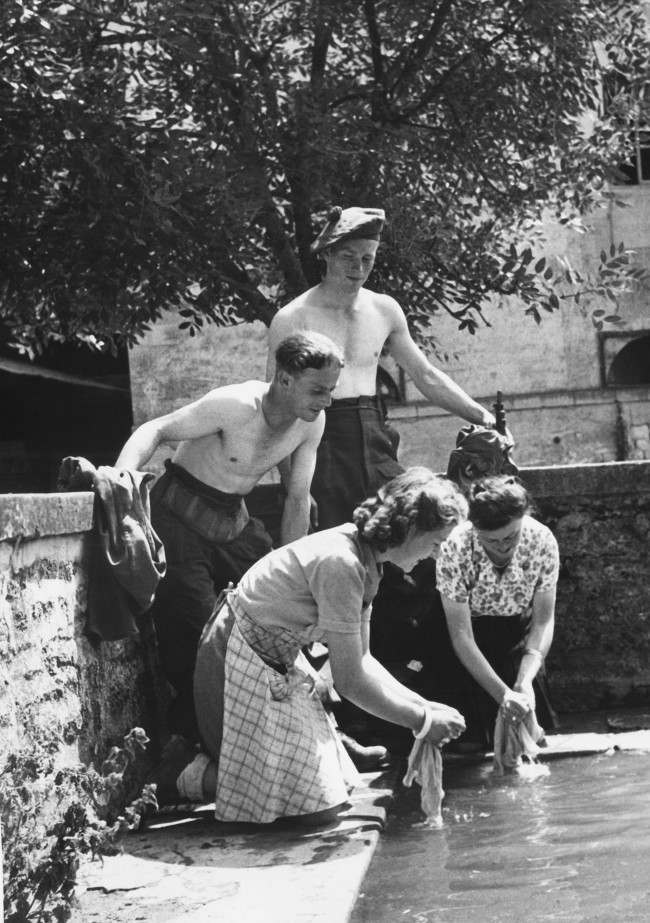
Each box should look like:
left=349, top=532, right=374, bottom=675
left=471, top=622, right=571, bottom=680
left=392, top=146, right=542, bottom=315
left=386, top=302, right=495, bottom=426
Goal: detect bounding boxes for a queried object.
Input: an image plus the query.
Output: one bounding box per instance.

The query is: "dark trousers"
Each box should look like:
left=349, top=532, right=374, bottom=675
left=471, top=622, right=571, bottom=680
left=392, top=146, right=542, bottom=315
left=149, top=462, right=273, bottom=740
left=309, top=396, right=405, bottom=735
left=427, top=610, right=559, bottom=748
left=311, top=395, right=403, bottom=529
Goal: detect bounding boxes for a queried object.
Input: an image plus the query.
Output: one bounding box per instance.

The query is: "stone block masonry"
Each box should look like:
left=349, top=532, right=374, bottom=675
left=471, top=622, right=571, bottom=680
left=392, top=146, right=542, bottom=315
left=1, top=461, right=650, bottom=777
left=0, top=492, right=164, bottom=771
left=521, top=461, right=650, bottom=712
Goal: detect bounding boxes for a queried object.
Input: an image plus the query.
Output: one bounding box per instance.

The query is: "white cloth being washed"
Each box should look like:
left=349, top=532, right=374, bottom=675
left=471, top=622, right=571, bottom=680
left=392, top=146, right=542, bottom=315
left=493, top=708, right=549, bottom=778
left=402, top=738, right=444, bottom=827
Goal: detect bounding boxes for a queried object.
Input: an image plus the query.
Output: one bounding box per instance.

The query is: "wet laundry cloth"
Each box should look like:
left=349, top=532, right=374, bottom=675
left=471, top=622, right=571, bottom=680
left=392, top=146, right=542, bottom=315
left=149, top=460, right=273, bottom=740
left=402, top=738, right=445, bottom=827
left=493, top=708, right=545, bottom=775
left=310, top=395, right=403, bottom=530
left=58, top=457, right=166, bottom=642
left=194, top=592, right=358, bottom=823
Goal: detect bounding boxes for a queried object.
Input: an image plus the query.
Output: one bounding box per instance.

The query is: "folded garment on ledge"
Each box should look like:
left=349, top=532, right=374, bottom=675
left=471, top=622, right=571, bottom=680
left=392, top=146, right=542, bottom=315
left=402, top=737, right=444, bottom=827
left=58, top=456, right=166, bottom=641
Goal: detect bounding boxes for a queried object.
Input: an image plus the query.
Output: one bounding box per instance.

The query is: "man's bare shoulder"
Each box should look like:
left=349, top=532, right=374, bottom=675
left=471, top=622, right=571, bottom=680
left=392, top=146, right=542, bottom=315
left=199, top=379, right=267, bottom=414
left=360, top=286, right=402, bottom=310
left=275, top=287, right=319, bottom=317
left=359, top=287, right=405, bottom=326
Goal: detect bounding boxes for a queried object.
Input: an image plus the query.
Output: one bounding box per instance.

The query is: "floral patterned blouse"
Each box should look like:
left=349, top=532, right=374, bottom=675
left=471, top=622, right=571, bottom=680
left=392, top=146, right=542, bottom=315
left=436, top=515, right=559, bottom=619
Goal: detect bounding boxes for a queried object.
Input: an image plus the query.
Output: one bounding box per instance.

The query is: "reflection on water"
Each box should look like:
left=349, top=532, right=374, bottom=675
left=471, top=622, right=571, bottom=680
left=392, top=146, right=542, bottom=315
left=352, top=751, right=650, bottom=922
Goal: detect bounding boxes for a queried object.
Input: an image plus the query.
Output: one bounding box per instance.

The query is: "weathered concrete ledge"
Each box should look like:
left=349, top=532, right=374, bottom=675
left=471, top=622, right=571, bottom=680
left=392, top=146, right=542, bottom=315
left=0, top=491, right=94, bottom=541
left=520, top=460, right=650, bottom=497
left=72, top=769, right=395, bottom=923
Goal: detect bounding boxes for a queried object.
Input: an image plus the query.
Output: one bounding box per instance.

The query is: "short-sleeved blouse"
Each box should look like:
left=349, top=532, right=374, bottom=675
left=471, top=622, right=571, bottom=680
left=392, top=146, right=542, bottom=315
left=235, top=522, right=382, bottom=642
left=436, top=515, right=559, bottom=620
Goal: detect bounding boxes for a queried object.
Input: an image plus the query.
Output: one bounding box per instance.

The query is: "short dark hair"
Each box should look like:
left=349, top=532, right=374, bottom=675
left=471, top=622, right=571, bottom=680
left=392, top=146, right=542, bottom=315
left=275, top=332, right=344, bottom=375
left=468, top=475, right=531, bottom=531
left=353, top=467, right=468, bottom=551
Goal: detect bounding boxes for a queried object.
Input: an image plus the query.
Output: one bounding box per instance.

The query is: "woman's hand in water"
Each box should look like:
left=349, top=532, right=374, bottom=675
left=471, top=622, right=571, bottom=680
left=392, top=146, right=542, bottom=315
left=500, top=688, right=531, bottom=725
left=422, top=703, right=466, bottom=746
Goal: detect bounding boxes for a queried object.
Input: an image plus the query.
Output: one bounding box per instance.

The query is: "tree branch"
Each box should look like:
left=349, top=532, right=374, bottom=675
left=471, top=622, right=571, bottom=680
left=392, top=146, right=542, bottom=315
left=401, top=17, right=526, bottom=118
left=363, top=0, right=388, bottom=118
left=389, top=0, right=456, bottom=97
left=310, top=0, right=334, bottom=92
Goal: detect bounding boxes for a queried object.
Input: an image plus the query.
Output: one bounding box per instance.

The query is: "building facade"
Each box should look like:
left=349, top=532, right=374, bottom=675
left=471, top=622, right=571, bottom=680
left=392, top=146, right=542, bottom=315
left=128, top=182, right=650, bottom=476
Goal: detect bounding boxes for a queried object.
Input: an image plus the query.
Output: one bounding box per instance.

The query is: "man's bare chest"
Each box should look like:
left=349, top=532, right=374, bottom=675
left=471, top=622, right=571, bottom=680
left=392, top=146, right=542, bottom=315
left=300, top=311, right=388, bottom=366
left=211, top=422, right=303, bottom=471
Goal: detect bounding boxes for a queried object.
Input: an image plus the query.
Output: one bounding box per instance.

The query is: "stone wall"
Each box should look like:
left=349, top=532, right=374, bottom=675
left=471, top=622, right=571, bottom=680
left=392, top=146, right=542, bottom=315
left=520, top=461, right=650, bottom=711
left=390, top=385, right=650, bottom=473
left=0, top=493, right=164, bottom=771
left=1, top=461, right=649, bottom=771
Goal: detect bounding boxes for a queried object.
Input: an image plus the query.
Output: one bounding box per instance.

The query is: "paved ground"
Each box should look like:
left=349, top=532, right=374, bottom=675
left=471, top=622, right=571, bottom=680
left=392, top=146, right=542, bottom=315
left=70, top=708, right=650, bottom=923
left=71, top=767, right=395, bottom=923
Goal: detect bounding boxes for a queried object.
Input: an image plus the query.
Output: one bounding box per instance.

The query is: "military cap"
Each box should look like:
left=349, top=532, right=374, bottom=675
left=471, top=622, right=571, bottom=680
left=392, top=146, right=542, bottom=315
left=446, top=424, right=519, bottom=484
left=311, top=206, right=385, bottom=253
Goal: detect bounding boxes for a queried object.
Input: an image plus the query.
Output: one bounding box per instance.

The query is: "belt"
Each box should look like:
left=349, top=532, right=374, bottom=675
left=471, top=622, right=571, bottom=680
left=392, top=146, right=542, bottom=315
left=164, top=460, right=244, bottom=507
left=328, top=395, right=380, bottom=409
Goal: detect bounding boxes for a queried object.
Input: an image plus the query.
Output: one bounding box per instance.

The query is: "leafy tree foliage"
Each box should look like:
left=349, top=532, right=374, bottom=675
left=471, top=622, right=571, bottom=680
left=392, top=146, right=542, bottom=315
left=1, top=0, right=649, bottom=354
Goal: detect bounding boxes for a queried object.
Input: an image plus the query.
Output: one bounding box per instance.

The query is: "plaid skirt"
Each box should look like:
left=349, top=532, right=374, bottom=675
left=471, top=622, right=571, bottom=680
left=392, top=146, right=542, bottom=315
left=195, top=595, right=359, bottom=823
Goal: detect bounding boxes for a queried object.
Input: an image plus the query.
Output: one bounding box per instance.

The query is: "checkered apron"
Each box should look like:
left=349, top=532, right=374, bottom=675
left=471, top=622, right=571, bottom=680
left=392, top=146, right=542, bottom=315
left=214, top=596, right=359, bottom=823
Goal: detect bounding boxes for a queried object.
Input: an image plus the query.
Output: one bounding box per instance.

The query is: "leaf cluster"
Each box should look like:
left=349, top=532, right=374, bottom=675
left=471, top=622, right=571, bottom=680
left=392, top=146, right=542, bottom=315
left=2, top=0, right=649, bottom=353
left=1, top=727, right=156, bottom=923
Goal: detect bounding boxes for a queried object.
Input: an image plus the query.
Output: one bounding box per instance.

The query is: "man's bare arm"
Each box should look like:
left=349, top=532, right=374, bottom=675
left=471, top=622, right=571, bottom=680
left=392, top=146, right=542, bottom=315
left=278, top=417, right=324, bottom=545
left=386, top=302, right=494, bottom=426
left=115, top=388, right=231, bottom=469
left=266, top=311, right=294, bottom=381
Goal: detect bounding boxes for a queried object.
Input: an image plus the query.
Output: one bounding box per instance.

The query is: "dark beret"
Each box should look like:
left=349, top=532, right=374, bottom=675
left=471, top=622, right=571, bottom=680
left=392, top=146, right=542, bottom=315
left=446, top=425, right=519, bottom=483
left=311, top=206, right=386, bottom=253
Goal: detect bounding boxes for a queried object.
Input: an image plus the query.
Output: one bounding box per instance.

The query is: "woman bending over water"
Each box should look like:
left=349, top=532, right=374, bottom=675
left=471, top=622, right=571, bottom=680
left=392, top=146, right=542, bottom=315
left=185, top=467, right=467, bottom=824
left=437, top=475, right=560, bottom=750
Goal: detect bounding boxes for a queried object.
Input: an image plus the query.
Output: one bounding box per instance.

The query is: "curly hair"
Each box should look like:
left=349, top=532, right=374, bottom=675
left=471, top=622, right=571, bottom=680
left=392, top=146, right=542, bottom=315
left=353, top=467, right=468, bottom=551
left=275, top=332, right=344, bottom=375
left=468, top=475, right=531, bottom=531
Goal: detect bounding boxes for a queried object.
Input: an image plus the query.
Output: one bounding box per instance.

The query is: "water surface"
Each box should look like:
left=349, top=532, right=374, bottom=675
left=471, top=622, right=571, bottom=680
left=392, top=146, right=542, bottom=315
left=352, top=751, right=650, bottom=922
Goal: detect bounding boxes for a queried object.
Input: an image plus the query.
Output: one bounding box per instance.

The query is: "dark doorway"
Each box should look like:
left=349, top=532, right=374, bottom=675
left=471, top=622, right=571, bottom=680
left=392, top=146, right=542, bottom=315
left=607, top=334, right=650, bottom=386
left=0, top=342, right=132, bottom=492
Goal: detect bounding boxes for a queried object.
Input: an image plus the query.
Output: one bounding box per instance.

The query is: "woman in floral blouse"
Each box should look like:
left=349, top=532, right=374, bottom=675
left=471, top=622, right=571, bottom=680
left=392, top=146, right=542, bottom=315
left=436, top=475, right=560, bottom=749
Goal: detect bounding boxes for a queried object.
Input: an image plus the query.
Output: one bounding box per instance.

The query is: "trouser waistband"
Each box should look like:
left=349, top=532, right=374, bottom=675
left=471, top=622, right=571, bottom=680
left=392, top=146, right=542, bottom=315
left=165, top=460, right=244, bottom=508
left=328, top=395, right=381, bottom=410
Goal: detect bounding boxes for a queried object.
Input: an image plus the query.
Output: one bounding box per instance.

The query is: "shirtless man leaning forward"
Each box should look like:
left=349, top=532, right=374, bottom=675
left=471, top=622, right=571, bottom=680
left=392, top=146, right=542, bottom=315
left=116, top=332, right=343, bottom=740
left=267, top=206, right=496, bottom=529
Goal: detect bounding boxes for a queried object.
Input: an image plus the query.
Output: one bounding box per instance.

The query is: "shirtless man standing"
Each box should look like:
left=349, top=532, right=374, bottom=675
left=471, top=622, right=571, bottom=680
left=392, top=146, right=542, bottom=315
left=267, top=206, right=496, bottom=529
left=116, top=332, right=343, bottom=739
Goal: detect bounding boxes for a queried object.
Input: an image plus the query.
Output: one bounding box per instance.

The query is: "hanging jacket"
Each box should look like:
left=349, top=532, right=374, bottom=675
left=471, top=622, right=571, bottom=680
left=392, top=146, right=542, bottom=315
left=58, top=457, right=166, bottom=641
